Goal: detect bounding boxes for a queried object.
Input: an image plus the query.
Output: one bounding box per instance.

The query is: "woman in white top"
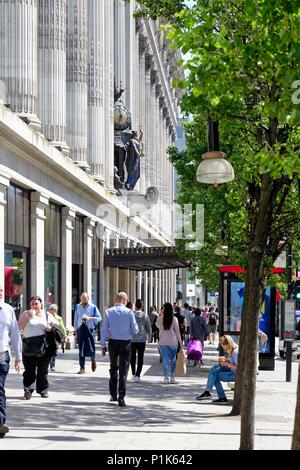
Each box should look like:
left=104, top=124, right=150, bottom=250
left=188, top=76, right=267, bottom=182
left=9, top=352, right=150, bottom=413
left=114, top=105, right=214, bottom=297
left=156, top=303, right=183, bottom=384
left=18, top=296, right=56, bottom=399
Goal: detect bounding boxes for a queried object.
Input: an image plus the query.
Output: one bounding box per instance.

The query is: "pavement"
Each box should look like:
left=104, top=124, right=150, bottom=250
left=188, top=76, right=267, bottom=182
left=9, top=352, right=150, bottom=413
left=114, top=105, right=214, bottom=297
left=0, top=340, right=299, bottom=450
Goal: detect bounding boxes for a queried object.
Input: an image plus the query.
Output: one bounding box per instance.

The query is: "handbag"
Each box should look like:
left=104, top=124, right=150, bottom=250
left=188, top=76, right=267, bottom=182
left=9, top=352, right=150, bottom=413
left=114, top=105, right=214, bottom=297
left=22, top=335, right=48, bottom=357
left=187, top=339, right=203, bottom=361
left=176, top=348, right=186, bottom=377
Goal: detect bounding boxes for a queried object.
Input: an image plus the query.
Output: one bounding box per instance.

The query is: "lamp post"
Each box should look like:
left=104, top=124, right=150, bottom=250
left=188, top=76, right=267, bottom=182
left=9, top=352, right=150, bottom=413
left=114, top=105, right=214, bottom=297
left=196, top=120, right=235, bottom=186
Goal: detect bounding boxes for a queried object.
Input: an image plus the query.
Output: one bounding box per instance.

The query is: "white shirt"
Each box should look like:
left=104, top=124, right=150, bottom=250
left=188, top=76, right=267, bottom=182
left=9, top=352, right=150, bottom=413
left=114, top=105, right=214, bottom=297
left=20, top=310, right=56, bottom=338
left=0, top=302, right=22, bottom=361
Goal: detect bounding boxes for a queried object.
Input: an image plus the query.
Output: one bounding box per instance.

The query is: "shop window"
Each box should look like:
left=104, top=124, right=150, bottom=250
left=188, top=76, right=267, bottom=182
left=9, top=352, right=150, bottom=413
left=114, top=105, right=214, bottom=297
left=5, top=249, right=28, bottom=319
left=44, top=258, right=59, bottom=312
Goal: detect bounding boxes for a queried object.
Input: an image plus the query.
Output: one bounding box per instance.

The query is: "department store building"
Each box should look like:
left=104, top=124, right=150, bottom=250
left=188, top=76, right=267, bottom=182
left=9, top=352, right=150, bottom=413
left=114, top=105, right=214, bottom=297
left=0, top=0, right=186, bottom=328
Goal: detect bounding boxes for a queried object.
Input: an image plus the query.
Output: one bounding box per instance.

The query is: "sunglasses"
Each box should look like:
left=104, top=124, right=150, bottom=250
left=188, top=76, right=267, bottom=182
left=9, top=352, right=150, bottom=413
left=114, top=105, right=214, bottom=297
left=221, top=337, right=229, bottom=346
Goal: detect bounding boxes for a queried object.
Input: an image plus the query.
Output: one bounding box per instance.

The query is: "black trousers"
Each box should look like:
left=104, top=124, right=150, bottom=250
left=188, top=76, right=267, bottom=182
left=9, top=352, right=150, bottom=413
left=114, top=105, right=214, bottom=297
left=131, top=342, right=146, bottom=377
left=22, top=353, right=52, bottom=394
left=108, top=339, right=131, bottom=399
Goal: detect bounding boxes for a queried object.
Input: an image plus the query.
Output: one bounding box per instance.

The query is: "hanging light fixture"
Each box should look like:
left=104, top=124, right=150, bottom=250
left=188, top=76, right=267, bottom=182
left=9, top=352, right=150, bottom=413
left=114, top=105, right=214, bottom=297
left=196, top=120, right=235, bottom=186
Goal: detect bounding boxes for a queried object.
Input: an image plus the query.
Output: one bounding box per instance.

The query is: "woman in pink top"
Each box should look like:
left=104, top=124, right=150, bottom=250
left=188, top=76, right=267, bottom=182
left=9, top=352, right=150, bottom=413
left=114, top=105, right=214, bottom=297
left=156, top=303, right=183, bottom=384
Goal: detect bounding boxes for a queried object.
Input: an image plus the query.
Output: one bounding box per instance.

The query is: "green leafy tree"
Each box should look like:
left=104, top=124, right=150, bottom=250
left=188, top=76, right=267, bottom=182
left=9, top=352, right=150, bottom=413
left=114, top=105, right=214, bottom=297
left=137, top=0, right=300, bottom=449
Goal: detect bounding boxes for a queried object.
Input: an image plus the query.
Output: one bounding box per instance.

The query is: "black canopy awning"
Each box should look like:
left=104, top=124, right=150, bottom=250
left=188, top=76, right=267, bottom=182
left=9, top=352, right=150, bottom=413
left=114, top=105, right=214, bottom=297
left=104, top=246, right=192, bottom=271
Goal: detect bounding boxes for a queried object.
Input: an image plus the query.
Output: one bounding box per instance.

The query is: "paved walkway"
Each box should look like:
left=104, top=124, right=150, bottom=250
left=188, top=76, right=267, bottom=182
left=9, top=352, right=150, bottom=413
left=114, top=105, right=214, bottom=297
left=1, top=341, right=298, bottom=450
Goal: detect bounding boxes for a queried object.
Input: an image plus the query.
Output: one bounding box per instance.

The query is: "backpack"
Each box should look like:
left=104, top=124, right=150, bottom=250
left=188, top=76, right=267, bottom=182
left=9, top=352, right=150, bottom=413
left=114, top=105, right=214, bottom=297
left=208, top=313, right=217, bottom=326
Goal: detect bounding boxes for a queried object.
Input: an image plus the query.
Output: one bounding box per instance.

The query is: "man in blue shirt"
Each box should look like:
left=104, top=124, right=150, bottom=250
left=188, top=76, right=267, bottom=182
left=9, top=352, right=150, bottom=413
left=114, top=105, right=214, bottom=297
left=101, top=292, right=138, bottom=407
left=0, top=286, right=22, bottom=438
left=74, top=292, right=101, bottom=374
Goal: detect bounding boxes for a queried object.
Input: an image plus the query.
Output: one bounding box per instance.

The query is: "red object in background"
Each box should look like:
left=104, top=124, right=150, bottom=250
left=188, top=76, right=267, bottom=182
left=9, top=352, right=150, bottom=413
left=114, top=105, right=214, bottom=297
left=217, top=266, right=246, bottom=274
left=4, top=267, right=21, bottom=296
left=217, top=265, right=285, bottom=275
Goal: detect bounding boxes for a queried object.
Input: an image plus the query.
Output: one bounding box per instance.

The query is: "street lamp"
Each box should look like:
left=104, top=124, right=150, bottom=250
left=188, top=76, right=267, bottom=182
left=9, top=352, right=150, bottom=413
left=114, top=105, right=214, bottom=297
left=196, top=120, right=235, bottom=186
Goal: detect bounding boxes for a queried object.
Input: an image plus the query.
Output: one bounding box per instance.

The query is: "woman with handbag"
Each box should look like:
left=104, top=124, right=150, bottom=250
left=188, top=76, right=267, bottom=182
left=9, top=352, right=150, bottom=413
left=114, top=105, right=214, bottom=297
left=156, top=303, right=183, bottom=384
left=18, top=296, right=56, bottom=399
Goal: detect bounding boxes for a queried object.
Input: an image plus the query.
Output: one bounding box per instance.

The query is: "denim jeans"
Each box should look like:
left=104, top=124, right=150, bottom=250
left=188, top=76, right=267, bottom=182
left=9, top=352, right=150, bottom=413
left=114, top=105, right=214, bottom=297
left=159, top=346, right=178, bottom=379
left=206, top=364, right=236, bottom=399
left=0, top=351, right=10, bottom=426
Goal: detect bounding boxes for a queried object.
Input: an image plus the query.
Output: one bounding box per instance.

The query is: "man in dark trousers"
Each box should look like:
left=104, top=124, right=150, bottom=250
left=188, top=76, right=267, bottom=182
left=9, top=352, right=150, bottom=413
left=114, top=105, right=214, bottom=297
left=0, top=285, right=22, bottom=438
left=74, top=292, right=101, bottom=374
left=101, top=292, right=138, bottom=407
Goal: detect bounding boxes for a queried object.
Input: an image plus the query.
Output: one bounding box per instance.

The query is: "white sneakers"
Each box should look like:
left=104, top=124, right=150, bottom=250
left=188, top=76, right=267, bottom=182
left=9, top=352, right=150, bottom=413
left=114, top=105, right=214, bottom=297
left=162, top=377, right=178, bottom=384
left=135, top=376, right=141, bottom=383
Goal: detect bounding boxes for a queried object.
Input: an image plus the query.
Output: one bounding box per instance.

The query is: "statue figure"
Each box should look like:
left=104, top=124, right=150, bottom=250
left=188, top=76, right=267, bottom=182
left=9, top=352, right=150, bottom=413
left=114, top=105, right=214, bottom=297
left=125, top=130, right=144, bottom=190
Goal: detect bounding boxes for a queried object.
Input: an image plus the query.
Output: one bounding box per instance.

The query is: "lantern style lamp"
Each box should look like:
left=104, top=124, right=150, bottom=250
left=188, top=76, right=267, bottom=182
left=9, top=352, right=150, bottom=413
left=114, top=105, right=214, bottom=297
left=196, top=120, right=235, bottom=186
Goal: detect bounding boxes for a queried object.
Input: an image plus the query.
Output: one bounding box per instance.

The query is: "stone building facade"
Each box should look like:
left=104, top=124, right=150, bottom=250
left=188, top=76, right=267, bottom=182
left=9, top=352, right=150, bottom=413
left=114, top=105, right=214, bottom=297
left=0, top=0, right=183, bottom=328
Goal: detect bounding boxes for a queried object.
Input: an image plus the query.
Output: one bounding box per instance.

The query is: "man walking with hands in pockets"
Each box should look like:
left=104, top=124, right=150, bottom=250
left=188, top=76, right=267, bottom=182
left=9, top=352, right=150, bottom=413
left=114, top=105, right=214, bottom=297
left=101, top=292, right=138, bottom=407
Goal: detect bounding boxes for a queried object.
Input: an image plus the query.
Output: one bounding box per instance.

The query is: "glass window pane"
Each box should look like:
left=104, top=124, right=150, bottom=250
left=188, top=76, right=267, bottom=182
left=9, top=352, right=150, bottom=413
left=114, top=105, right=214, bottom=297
left=5, top=249, right=27, bottom=319
left=44, top=259, right=59, bottom=311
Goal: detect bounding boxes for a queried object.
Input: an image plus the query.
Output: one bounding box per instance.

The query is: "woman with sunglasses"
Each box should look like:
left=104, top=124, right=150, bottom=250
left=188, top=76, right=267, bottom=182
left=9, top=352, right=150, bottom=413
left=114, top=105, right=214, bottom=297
left=196, top=335, right=238, bottom=402
left=18, top=296, right=56, bottom=399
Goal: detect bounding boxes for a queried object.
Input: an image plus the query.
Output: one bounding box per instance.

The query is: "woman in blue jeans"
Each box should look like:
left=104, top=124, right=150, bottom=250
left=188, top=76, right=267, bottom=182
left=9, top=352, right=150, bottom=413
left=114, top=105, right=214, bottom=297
left=196, top=335, right=238, bottom=402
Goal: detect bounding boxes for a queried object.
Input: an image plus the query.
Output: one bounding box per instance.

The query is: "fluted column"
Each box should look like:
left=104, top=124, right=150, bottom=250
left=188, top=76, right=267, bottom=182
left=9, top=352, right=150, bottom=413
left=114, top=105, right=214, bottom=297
left=30, top=192, right=49, bottom=299
left=143, top=271, right=148, bottom=316
left=87, top=0, right=105, bottom=182
left=148, top=271, right=153, bottom=309
left=104, top=0, right=114, bottom=191
left=83, top=218, right=95, bottom=298
left=66, top=0, right=89, bottom=169
left=0, top=0, right=41, bottom=130
left=38, top=0, right=68, bottom=154
left=61, top=207, right=75, bottom=329
left=0, top=171, right=10, bottom=292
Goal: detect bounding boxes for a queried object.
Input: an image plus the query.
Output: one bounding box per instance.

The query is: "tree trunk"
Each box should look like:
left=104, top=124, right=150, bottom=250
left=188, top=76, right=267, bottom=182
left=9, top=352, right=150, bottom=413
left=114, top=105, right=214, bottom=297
left=239, top=175, right=274, bottom=450
left=291, top=362, right=300, bottom=449
left=230, top=301, right=247, bottom=416
left=239, top=252, right=264, bottom=449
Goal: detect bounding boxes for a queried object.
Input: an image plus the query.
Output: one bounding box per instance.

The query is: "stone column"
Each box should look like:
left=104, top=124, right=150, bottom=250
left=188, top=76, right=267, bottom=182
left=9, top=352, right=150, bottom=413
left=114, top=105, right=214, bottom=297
left=148, top=270, right=153, bottom=309
left=83, top=218, right=95, bottom=298
left=137, top=271, right=142, bottom=299
left=103, top=228, right=111, bottom=308
left=104, top=0, right=115, bottom=191
left=0, top=0, right=41, bottom=130
left=182, top=268, right=187, bottom=304
left=0, top=171, right=10, bottom=292
left=61, top=207, right=75, bottom=329
left=98, top=226, right=106, bottom=315
left=157, top=270, right=162, bottom=311
left=87, top=0, right=105, bottom=182
left=143, top=271, right=148, bottom=315
left=30, top=192, right=49, bottom=299
left=38, top=0, right=69, bottom=155
left=129, top=270, right=136, bottom=304
left=153, top=270, right=158, bottom=309
left=66, top=0, right=89, bottom=169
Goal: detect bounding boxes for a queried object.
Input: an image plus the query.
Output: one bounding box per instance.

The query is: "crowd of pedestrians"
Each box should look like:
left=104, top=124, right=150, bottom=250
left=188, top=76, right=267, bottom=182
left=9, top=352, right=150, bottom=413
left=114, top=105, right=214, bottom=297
left=1, top=284, right=235, bottom=438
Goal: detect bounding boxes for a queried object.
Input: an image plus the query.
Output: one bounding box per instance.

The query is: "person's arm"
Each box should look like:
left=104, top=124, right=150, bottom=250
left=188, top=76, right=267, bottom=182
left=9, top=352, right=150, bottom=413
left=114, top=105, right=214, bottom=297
left=173, top=318, right=183, bottom=348
left=74, top=305, right=79, bottom=331
left=100, top=313, right=109, bottom=351
left=10, top=310, right=22, bottom=364
left=57, top=316, right=67, bottom=337
left=145, top=314, right=151, bottom=341
left=131, top=312, right=139, bottom=336
left=18, top=310, right=32, bottom=331
left=190, top=319, right=194, bottom=338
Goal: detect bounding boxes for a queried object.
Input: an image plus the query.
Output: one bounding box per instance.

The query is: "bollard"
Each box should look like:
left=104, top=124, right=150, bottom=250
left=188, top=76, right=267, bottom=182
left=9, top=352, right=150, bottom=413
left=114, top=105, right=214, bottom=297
left=286, top=340, right=292, bottom=382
